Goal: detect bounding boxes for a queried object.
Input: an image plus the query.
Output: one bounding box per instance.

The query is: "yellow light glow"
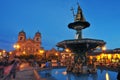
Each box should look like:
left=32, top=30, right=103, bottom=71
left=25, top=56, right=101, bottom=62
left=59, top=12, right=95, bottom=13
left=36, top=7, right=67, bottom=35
left=23, top=51, right=26, bottom=54
left=0, top=52, right=2, bottom=56
left=90, top=56, right=93, bottom=59
left=39, top=49, right=45, bottom=54
left=55, top=53, right=58, bottom=56
left=101, top=53, right=104, bottom=58
left=13, top=44, right=20, bottom=49
left=108, top=54, right=111, bottom=59
left=65, top=48, right=71, bottom=52
left=9, top=52, right=12, bottom=55
left=106, top=72, right=110, bottom=80
left=69, top=53, right=71, bottom=56
left=102, top=46, right=106, bottom=51
left=3, top=50, right=6, bottom=53
left=118, top=54, right=120, bottom=59
left=13, top=45, right=16, bottom=48
left=17, top=45, right=20, bottom=49
left=97, top=56, right=100, bottom=60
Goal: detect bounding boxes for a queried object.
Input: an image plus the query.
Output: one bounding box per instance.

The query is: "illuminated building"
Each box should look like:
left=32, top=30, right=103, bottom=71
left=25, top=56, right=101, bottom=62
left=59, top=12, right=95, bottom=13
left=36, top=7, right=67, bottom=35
left=13, top=30, right=42, bottom=56
left=88, top=48, right=120, bottom=66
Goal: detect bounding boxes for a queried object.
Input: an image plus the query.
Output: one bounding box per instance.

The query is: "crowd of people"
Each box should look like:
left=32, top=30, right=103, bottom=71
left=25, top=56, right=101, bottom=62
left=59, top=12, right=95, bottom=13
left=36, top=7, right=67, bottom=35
left=0, top=56, right=120, bottom=80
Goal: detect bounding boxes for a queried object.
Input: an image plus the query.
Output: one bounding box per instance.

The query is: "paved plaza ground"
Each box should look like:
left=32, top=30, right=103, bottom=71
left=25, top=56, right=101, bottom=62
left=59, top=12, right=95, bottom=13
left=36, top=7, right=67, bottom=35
left=15, top=69, right=35, bottom=80
left=1, top=63, right=37, bottom=80
left=1, top=62, right=119, bottom=80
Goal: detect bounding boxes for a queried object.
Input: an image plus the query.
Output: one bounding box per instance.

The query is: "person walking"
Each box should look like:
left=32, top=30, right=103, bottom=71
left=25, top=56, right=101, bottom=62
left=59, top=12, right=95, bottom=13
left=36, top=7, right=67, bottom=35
left=0, top=61, right=4, bottom=78
left=3, top=58, right=19, bottom=80
left=9, top=59, right=19, bottom=80
left=117, top=71, right=120, bottom=80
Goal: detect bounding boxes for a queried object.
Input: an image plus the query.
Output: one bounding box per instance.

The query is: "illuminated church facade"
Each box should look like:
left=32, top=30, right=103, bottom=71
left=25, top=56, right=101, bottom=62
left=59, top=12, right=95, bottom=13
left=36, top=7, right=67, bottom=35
left=13, top=30, right=42, bottom=56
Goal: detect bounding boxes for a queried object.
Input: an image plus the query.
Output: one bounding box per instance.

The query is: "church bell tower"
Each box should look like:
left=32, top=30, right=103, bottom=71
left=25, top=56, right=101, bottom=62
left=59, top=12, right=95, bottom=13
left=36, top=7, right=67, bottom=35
left=18, top=30, right=26, bottom=42
left=34, top=31, right=41, bottom=43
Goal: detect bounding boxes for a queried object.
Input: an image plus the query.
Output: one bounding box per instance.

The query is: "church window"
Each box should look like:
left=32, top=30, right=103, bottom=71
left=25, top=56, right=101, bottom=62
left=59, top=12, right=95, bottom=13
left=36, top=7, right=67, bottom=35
left=36, top=38, right=39, bottom=41
left=20, top=37, right=23, bottom=40
left=36, top=49, right=38, bottom=52
left=36, top=45, right=39, bottom=46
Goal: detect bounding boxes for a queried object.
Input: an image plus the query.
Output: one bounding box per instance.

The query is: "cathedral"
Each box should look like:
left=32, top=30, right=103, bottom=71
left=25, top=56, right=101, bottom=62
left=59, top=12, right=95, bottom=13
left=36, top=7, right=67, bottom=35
left=13, top=30, right=42, bottom=56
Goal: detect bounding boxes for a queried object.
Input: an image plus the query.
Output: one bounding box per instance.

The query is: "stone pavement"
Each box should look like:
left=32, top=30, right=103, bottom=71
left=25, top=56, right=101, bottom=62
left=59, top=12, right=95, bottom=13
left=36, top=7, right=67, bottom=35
left=15, top=69, right=35, bottom=80
left=1, top=63, right=37, bottom=80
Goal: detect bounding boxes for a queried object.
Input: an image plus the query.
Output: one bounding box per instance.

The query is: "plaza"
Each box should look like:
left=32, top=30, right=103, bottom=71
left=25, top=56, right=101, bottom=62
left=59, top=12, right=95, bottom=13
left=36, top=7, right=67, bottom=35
left=0, top=0, right=120, bottom=80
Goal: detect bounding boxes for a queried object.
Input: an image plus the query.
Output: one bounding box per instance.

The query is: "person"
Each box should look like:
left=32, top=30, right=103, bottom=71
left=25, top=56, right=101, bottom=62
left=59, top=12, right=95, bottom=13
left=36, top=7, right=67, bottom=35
left=4, top=59, right=19, bottom=80
left=117, top=71, right=120, bottom=80
left=10, top=59, right=19, bottom=79
left=45, top=61, right=49, bottom=68
left=0, top=61, right=4, bottom=78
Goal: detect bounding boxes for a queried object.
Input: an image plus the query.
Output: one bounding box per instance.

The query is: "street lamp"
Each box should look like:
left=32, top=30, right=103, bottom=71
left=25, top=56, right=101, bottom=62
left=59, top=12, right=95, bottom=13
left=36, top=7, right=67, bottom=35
left=13, top=44, right=20, bottom=56
left=13, top=44, right=20, bottom=49
left=39, top=49, right=45, bottom=54
left=2, top=50, right=6, bottom=57
left=65, top=48, right=71, bottom=53
left=102, top=46, right=106, bottom=51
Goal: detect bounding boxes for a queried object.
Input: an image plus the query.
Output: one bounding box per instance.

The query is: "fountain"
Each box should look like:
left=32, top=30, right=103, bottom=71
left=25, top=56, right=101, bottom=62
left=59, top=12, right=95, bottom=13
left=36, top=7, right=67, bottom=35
left=56, top=3, right=106, bottom=74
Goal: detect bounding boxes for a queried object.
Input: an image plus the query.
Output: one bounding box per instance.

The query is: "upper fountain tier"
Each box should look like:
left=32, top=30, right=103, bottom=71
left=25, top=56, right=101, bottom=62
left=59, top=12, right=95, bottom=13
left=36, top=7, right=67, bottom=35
left=56, top=3, right=106, bottom=53
left=68, top=4, right=90, bottom=30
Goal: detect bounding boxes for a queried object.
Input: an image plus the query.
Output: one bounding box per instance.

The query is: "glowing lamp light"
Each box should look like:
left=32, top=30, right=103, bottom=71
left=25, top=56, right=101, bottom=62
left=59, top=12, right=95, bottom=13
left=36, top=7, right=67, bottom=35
left=102, top=46, right=106, bottom=51
left=39, top=49, right=45, bottom=54
left=3, top=50, right=6, bottom=53
left=0, top=52, right=2, bottom=56
left=65, top=48, right=71, bottom=52
left=9, top=52, right=12, bottom=55
left=55, top=53, right=58, bottom=56
left=13, top=44, right=20, bottom=49
left=69, top=53, right=71, bottom=56
left=108, top=54, right=111, bottom=59
left=23, top=51, right=26, bottom=54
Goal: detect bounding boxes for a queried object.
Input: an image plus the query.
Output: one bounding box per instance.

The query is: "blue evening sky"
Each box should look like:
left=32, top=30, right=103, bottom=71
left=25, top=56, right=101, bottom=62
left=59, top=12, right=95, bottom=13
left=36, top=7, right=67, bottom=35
left=0, top=0, right=120, bottom=51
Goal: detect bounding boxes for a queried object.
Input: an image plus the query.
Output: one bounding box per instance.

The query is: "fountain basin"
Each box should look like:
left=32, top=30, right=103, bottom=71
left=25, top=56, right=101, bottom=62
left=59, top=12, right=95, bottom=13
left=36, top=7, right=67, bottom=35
left=38, top=68, right=117, bottom=80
